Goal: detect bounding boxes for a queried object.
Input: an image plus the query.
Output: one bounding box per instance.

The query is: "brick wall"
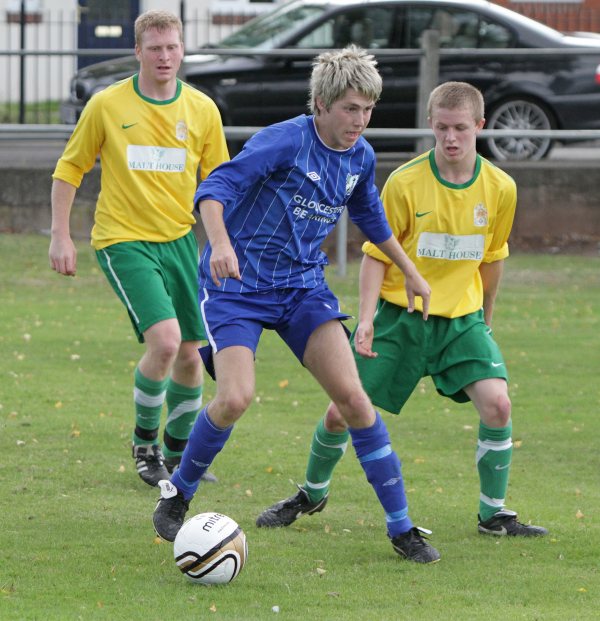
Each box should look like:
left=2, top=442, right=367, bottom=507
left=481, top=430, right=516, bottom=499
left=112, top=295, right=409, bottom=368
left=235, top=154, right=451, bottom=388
left=495, top=0, right=600, bottom=32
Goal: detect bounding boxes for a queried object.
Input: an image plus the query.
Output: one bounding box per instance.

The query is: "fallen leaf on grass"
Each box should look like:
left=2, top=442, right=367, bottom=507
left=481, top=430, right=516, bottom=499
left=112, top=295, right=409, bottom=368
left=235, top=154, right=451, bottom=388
left=278, top=379, right=289, bottom=389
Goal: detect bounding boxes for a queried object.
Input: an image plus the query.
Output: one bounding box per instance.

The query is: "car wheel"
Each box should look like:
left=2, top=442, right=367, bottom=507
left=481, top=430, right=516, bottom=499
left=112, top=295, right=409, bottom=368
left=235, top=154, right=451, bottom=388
left=483, top=98, right=555, bottom=161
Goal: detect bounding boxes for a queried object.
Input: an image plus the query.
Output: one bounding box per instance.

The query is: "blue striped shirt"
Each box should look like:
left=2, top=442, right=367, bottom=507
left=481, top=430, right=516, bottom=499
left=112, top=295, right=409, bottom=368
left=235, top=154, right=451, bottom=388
left=195, top=115, right=392, bottom=292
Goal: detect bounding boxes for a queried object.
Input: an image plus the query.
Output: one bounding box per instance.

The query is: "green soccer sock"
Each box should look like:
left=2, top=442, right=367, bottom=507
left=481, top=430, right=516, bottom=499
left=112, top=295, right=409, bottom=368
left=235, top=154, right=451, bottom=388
left=132, top=367, right=168, bottom=446
left=304, top=417, right=349, bottom=503
left=476, top=420, right=513, bottom=521
left=162, top=379, right=203, bottom=459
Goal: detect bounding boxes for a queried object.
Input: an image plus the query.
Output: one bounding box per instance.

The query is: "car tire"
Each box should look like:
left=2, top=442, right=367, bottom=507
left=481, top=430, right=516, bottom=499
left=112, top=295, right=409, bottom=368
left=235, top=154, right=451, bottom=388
left=482, top=97, right=556, bottom=161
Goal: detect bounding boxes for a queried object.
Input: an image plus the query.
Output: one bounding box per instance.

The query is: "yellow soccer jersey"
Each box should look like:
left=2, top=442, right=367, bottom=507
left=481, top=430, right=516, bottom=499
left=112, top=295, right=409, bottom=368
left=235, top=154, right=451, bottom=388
left=53, top=75, right=229, bottom=249
left=363, top=150, right=516, bottom=318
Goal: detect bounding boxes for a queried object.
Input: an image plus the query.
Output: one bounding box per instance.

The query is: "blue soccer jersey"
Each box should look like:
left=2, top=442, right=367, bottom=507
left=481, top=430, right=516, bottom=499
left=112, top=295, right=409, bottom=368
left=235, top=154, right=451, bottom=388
left=195, top=115, right=392, bottom=292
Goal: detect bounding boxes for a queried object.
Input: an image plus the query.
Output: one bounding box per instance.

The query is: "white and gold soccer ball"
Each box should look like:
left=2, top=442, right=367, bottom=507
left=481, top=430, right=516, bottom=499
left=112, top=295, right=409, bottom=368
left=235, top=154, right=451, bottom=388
left=173, top=512, right=247, bottom=585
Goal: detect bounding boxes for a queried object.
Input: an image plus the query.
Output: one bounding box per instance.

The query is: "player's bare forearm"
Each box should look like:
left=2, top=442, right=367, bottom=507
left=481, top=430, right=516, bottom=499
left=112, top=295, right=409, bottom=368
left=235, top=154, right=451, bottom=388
left=479, top=260, right=504, bottom=326
left=357, top=255, right=385, bottom=323
left=49, top=179, right=78, bottom=276
left=354, top=255, right=385, bottom=358
left=199, top=199, right=240, bottom=286
left=375, top=235, right=431, bottom=319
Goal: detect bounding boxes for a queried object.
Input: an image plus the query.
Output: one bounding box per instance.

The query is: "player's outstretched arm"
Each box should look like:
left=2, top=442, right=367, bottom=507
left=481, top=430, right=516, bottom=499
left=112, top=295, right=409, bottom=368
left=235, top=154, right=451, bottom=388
left=199, top=199, right=240, bottom=287
left=374, top=235, right=431, bottom=320
left=49, top=179, right=78, bottom=276
left=354, top=255, right=386, bottom=358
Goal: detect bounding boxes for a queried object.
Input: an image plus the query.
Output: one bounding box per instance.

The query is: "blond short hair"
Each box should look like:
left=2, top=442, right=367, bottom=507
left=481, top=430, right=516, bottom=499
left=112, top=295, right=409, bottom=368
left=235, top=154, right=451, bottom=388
left=134, top=10, right=183, bottom=47
left=427, top=81, right=484, bottom=122
left=309, top=45, right=382, bottom=114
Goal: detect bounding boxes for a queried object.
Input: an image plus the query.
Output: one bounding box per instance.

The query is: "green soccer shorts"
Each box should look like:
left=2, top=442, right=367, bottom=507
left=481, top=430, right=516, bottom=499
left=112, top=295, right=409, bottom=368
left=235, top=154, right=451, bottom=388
left=96, top=231, right=206, bottom=343
left=352, top=301, right=508, bottom=414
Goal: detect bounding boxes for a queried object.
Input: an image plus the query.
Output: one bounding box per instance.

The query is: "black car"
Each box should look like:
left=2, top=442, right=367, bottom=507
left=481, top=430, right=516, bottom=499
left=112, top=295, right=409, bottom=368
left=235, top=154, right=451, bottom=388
left=61, top=0, right=600, bottom=160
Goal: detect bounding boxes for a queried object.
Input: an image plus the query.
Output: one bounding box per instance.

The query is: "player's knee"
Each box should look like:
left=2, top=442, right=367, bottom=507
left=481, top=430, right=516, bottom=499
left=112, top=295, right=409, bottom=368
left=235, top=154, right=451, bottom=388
left=151, top=337, right=181, bottom=368
left=334, top=388, right=374, bottom=427
left=215, top=389, right=253, bottom=421
left=484, top=392, right=512, bottom=427
left=176, top=345, right=202, bottom=375
left=147, top=338, right=179, bottom=372
left=324, top=402, right=348, bottom=433
left=496, top=393, right=512, bottom=425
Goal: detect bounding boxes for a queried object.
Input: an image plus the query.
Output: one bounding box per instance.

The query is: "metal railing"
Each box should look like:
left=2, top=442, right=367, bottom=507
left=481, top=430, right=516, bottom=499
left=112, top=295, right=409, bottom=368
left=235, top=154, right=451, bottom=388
left=2, top=123, right=600, bottom=142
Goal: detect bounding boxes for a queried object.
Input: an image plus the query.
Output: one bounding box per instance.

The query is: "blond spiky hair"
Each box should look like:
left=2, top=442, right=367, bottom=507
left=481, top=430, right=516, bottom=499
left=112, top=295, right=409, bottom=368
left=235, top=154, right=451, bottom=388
left=309, top=45, right=382, bottom=114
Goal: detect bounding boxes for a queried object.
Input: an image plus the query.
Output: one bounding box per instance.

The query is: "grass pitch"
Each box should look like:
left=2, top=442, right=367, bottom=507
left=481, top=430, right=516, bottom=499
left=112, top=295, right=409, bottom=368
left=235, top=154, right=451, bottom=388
left=1, top=234, right=599, bottom=620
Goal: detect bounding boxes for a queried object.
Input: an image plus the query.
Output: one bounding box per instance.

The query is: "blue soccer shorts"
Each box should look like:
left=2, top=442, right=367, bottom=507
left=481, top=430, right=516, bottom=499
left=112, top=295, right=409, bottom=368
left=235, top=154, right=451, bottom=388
left=198, top=282, right=351, bottom=379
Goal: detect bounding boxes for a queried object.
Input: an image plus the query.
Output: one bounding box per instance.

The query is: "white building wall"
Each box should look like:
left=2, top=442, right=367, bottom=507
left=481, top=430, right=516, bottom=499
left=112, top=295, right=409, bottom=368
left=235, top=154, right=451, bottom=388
left=0, top=0, right=279, bottom=104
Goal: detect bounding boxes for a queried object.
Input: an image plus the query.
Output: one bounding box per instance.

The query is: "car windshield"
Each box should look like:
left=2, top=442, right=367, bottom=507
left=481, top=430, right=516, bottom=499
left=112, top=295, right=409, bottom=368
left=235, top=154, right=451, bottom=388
left=218, top=2, right=327, bottom=49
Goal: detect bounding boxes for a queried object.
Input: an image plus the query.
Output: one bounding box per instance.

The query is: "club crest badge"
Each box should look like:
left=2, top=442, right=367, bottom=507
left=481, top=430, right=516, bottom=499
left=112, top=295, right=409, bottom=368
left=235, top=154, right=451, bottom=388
left=345, top=173, right=359, bottom=196
left=474, top=203, right=488, bottom=227
left=176, top=120, right=188, bottom=141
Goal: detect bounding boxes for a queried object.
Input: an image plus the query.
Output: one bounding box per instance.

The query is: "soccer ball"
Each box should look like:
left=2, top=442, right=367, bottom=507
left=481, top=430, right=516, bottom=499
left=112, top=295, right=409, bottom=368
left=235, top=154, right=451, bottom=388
left=173, top=512, right=248, bottom=585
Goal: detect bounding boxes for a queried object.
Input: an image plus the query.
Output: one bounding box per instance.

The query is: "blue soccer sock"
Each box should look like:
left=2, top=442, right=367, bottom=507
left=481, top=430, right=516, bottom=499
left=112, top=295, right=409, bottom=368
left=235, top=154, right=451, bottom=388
left=171, top=407, right=232, bottom=499
left=349, top=412, right=413, bottom=538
